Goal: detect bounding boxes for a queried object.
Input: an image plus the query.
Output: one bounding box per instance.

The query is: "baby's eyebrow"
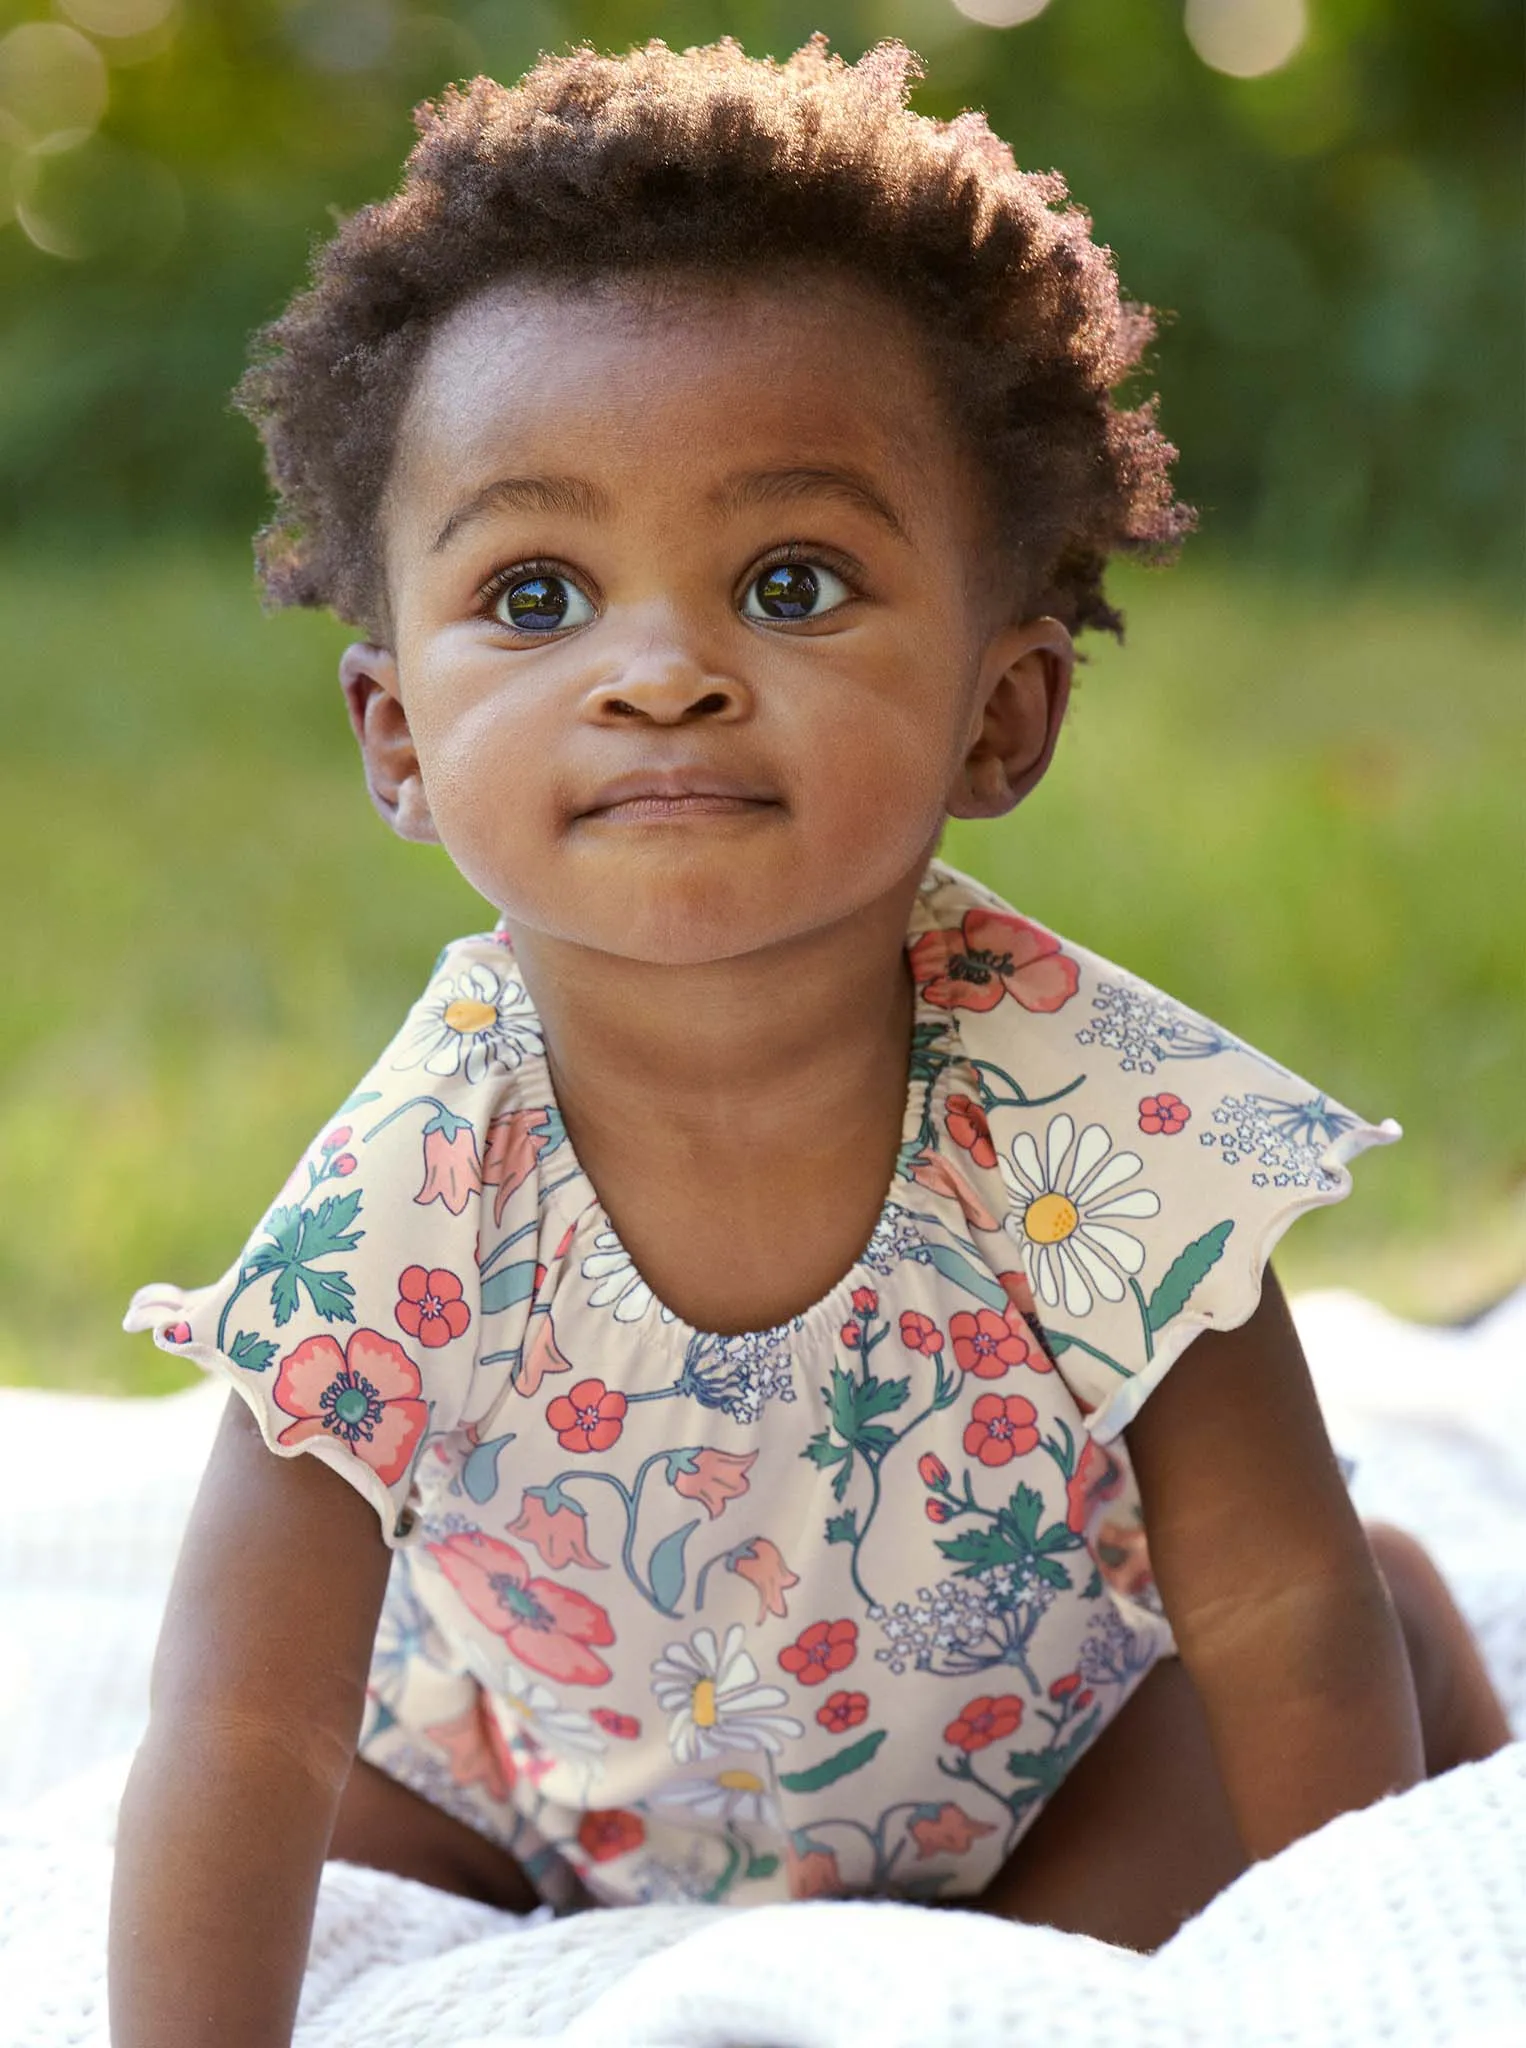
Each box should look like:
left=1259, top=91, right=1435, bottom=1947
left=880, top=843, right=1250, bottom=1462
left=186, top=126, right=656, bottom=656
left=432, top=473, right=611, bottom=552
left=711, top=465, right=908, bottom=541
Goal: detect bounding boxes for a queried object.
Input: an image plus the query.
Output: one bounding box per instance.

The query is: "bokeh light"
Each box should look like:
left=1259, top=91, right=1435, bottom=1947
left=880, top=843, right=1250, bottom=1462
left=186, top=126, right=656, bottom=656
left=0, top=22, right=108, bottom=148
left=1184, top=0, right=1308, bottom=80
left=12, top=130, right=182, bottom=262
left=58, top=0, right=178, bottom=39
left=949, top=0, right=1051, bottom=30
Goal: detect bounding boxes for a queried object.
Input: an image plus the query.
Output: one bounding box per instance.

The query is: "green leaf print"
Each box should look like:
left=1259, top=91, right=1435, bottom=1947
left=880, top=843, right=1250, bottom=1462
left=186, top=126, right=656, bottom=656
left=480, top=1259, right=539, bottom=1318
left=647, top=1518, right=701, bottom=1615
left=1146, top=1220, right=1235, bottom=1331
left=227, top=1331, right=277, bottom=1373
left=247, top=1194, right=363, bottom=1329
left=745, top=1853, right=780, bottom=1881
left=824, top=1510, right=858, bottom=1545
left=778, top=1727, right=888, bottom=1795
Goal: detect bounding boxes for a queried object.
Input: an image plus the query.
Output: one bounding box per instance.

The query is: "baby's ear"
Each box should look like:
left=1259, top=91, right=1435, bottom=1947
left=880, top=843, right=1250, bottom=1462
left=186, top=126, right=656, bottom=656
left=339, top=644, right=439, bottom=844
left=947, top=618, right=1074, bottom=821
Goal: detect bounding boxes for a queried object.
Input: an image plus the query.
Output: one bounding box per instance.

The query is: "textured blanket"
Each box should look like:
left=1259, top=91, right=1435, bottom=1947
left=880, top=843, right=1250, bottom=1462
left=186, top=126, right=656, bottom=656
left=3, top=1287, right=1523, bottom=2047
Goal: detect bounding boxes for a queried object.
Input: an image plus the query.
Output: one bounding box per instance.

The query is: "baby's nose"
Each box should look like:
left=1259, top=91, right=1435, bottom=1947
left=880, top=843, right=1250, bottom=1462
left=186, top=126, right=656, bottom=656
left=586, top=641, right=749, bottom=725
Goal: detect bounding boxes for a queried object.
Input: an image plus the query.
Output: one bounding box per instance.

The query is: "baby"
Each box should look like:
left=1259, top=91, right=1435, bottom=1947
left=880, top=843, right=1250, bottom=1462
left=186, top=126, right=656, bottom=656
left=109, top=37, right=1508, bottom=2045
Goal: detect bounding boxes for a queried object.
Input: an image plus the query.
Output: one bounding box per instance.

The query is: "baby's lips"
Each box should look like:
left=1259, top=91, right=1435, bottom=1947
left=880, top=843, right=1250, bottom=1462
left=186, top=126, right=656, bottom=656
left=578, top=760, right=779, bottom=815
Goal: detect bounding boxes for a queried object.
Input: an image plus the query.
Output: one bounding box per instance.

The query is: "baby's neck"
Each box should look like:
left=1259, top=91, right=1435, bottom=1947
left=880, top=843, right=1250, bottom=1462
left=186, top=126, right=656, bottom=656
left=508, top=878, right=919, bottom=1163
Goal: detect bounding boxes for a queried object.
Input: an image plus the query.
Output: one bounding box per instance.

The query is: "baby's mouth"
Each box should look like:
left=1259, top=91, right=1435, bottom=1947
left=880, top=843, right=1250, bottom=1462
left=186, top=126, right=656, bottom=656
left=577, top=765, right=780, bottom=824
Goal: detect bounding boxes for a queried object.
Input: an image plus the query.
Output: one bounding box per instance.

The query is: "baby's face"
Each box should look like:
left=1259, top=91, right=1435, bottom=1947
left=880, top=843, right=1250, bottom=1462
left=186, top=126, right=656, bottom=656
left=359, top=272, right=1069, bottom=964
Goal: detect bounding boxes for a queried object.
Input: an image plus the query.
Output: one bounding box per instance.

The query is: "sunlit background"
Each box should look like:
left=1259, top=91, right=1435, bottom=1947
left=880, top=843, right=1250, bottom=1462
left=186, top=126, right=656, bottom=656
left=1, top=0, right=1521, bottom=1392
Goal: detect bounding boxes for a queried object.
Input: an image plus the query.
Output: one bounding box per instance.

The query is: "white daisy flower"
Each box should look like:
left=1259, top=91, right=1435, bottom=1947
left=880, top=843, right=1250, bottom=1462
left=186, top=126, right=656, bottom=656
left=652, top=1768, right=780, bottom=1827
left=650, top=1624, right=803, bottom=1763
left=463, top=1650, right=606, bottom=1757
left=582, top=1230, right=677, bottom=1325
left=394, top=963, right=542, bottom=1085
left=1000, top=1113, right=1161, bottom=1319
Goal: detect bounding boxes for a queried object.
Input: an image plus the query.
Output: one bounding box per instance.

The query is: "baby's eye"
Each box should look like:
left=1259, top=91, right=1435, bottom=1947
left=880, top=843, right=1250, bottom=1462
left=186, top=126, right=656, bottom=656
left=741, top=560, right=852, bottom=623
left=491, top=572, right=596, bottom=634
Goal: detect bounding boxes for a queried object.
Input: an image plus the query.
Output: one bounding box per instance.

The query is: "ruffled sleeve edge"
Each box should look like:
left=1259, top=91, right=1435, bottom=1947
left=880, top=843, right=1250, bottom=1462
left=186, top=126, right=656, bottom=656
left=1081, top=1115, right=1402, bottom=1446
left=123, top=1285, right=423, bottom=1550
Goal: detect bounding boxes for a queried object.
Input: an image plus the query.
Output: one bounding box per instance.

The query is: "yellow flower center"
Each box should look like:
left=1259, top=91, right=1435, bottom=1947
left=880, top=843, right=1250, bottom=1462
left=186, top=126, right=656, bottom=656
left=1025, top=1192, right=1080, bottom=1244
left=717, top=1768, right=763, bottom=1793
left=691, top=1678, right=719, bottom=1727
left=443, top=998, right=498, bottom=1035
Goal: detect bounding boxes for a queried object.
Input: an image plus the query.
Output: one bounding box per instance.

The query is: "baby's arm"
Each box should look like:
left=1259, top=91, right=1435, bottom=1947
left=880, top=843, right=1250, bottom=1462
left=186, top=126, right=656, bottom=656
left=109, top=1395, right=392, bottom=2048
left=1125, top=1267, right=1424, bottom=1858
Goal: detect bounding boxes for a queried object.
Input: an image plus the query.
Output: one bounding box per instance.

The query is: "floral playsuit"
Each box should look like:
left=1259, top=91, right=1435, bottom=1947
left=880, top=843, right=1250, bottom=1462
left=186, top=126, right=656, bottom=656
left=127, top=858, right=1397, bottom=1910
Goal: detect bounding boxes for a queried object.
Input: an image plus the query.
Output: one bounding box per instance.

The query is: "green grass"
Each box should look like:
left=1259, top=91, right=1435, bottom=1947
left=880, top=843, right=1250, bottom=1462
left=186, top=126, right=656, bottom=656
left=1, top=541, right=1521, bottom=1394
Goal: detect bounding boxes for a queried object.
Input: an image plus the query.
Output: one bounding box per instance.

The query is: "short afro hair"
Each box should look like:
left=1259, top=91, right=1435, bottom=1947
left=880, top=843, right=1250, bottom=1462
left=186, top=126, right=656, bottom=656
left=235, top=36, right=1191, bottom=642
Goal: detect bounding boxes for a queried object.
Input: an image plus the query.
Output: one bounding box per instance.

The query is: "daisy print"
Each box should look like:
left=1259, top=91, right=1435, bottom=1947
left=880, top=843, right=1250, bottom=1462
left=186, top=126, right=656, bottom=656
left=652, top=1768, right=781, bottom=1828
left=582, top=1228, right=678, bottom=1326
left=1000, top=1114, right=1160, bottom=1318
left=394, top=962, right=542, bottom=1085
left=650, top=1624, right=803, bottom=1763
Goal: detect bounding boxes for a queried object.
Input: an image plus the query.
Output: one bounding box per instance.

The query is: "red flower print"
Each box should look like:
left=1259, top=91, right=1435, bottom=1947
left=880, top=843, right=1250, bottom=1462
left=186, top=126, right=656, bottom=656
left=906, top=1151, right=999, bottom=1231
left=909, top=907, right=1079, bottom=1016
left=1097, top=1516, right=1156, bottom=1598
left=1138, top=1091, right=1191, bottom=1136
left=272, top=1328, right=427, bottom=1486
left=997, top=1268, right=1040, bottom=1322
left=322, top=1125, right=352, bottom=1152
left=414, top=1119, right=481, bottom=1216
left=950, top=1306, right=1032, bottom=1380
left=917, top=1451, right=950, bottom=1489
left=945, top=1094, right=997, bottom=1169
left=786, top=1842, right=842, bottom=1900
left=507, top=1486, right=606, bottom=1571
left=909, top=1802, right=996, bottom=1860
left=163, top=1321, right=192, bottom=1344
left=779, top=1618, right=858, bottom=1686
left=851, top=1286, right=879, bottom=1315
left=576, top=1808, right=646, bottom=1863
left=900, top=1311, right=944, bottom=1356
left=395, top=1264, right=471, bottom=1349
left=425, top=1694, right=516, bottom=1800
left=963, top=1391, right=1040, bottom=1467
left=546, top=1377, right=627, bottom=1454
left=514, top=1302, right=573, bottom=1399
left=671, top=1446, right=757, bottom=1519
left=816, top=1689, right=869, bottom=1734
left=1076, top=1688, right=1094, bottom=1709
left=839, top=1320, right=862, bottom=1349
left=331, top=1153, right=357, bottom=1176
left=430, top=1531, right=615, bottom=1685
left=731, top=1537, right=800, bottom=1623
left=1049, top=1671, right=1082, bottom=1700
left=925, top=1498, right=953, bottom=1523
left=1065, top=1437, right=1127, bottom=1534
left=591, top=1707, right=641, bottom=1739
left=481, top=1107, right=555, bottom=1225
left=943, top=1694, right=1024, bottom=1753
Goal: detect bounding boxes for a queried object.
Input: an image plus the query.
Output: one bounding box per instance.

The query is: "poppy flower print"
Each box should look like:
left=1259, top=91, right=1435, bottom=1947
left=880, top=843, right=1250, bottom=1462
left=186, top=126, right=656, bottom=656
left=899, top=1311, right=943, bottom=1355
left=944, top=1093, right=997, bottom=1168
left=429, top=1531, right=615, bottom=1686
left=395, top=1265, right=471, bottom=1348
left=271, top=1329, right=427, bottom=1486
left=576, top=1808, right=646, bottom=1863
left=909, top=907, right=1078, bottom=1015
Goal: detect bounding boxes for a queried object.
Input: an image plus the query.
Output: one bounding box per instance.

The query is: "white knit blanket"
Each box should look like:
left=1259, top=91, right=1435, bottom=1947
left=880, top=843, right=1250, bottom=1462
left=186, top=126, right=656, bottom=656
left=3, top=1288, right=1524, bottom=2048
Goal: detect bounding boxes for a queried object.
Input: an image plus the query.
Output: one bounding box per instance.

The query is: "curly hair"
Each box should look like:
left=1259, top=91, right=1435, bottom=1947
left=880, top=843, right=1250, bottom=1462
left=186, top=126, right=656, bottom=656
left=235, top=37, right=1191, bottom=641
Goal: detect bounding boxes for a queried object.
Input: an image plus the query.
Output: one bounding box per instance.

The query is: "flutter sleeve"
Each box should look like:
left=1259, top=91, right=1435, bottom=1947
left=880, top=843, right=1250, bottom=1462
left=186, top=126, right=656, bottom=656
left=923, top=861, right=1402, bottom=1446
left=123, top=934, right=547, bottom=1545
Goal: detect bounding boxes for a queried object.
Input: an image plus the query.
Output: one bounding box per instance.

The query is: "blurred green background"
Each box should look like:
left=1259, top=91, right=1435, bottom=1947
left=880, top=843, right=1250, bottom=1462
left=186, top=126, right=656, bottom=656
left=1, top=0, right=1521, bottom=1394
